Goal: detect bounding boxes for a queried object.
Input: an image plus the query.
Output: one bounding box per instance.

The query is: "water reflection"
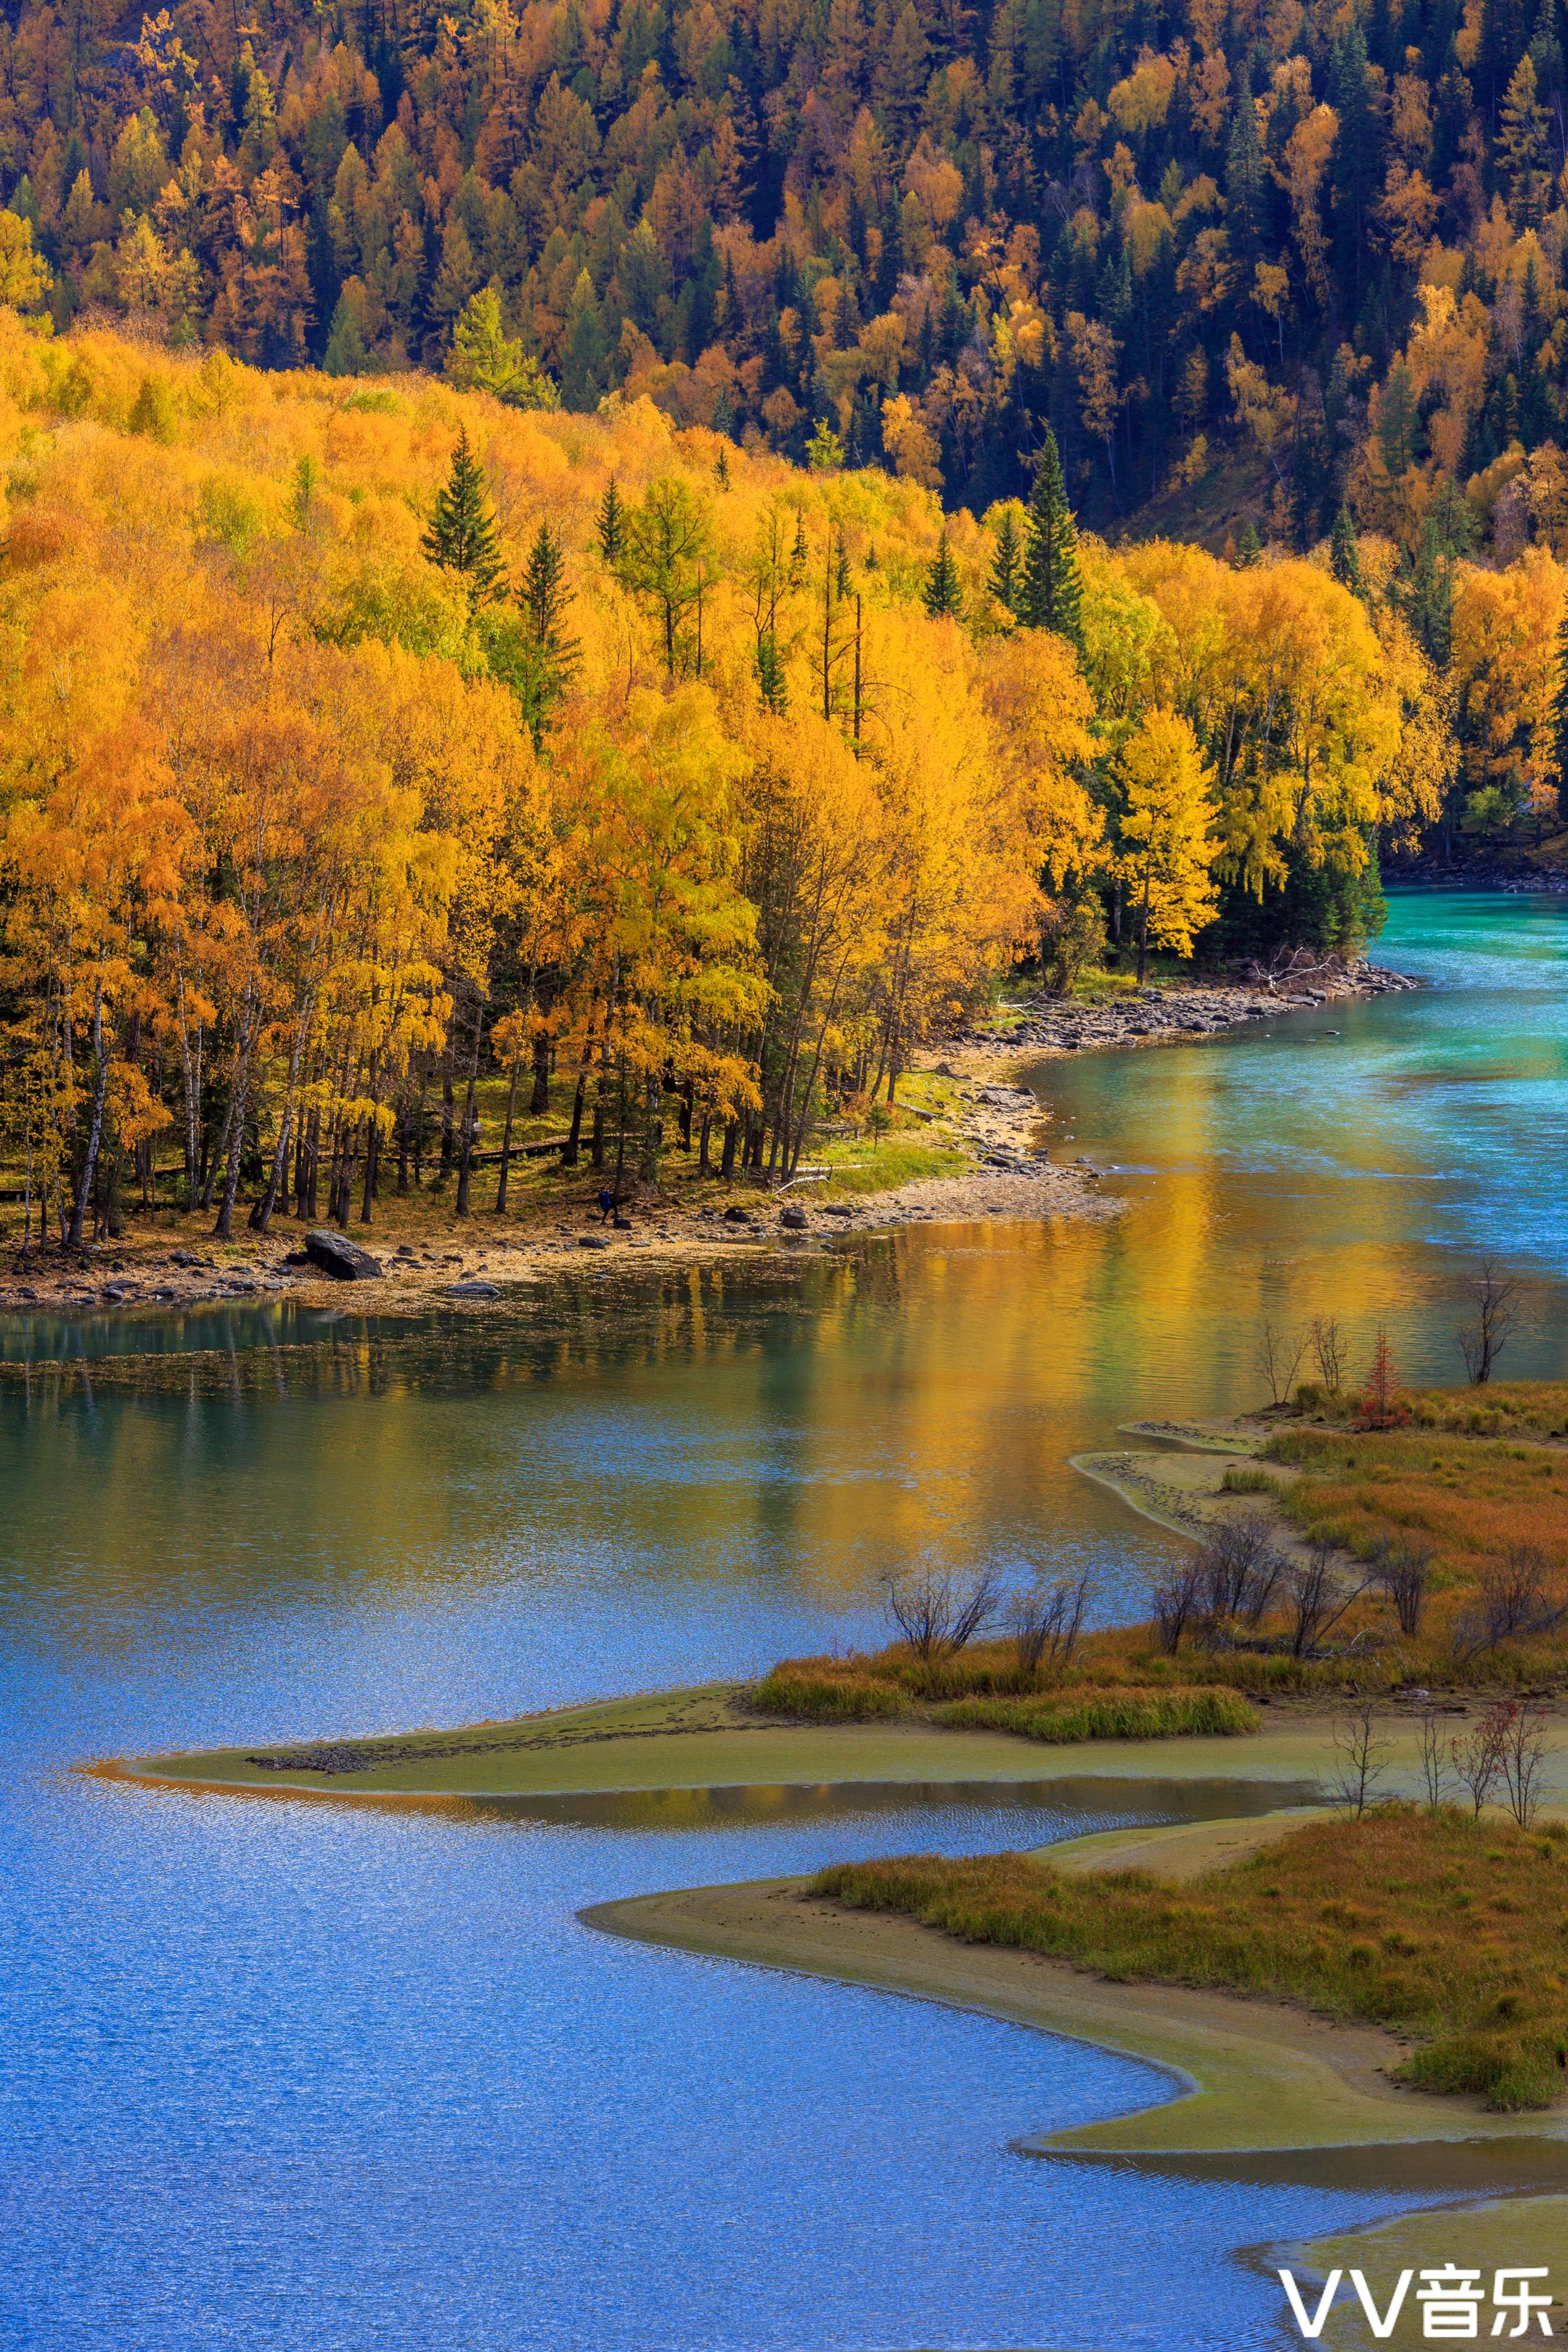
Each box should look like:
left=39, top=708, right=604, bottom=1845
left=4, top=891, right=1567, bottom=2350
left=449, top=1771, right=1323, bottom=1834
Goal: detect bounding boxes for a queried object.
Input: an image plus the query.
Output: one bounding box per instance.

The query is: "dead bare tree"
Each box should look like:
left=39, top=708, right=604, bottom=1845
left=1011, top=1572, right=1093, bottom=1675
left=1197, top=1520, right=1286, bottom=1628
left=1453, top=1548, right=1564, bottom=1659
left=1450, top=1704, right=1512, bottom=1818
left=1150, top=1558, right=1206, bottom=1654
left=1418, top=1708, right=1447, bottom=1810
left=883, top=1569, right=1000, bottom=1660
left=1329, top=1700, right=1389, bottom=1818
left=1309, top=1314, right=1347, bottom=1395
left=1501, top=1702, right=1551, bottom=1830
left=1286, top=1540, right=1369, bottom=1657
left=1482, top=1548, right=1559, bottom=1639
left=1456, top=1257, right=1520, bottom=1386
left=1372, top=1538, right=1432, bottom=1637
left=1256, top=1320, right=1309, bottom=1408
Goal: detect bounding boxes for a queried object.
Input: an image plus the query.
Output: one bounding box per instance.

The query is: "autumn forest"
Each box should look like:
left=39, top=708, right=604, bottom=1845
left=2, top=0, right=1568, bottom=1244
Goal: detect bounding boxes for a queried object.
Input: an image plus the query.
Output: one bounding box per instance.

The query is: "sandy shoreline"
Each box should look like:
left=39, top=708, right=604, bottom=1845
left=0, top=959, right=1410, bottom=1320
left=581, top=1860, right=1568, bottom=2171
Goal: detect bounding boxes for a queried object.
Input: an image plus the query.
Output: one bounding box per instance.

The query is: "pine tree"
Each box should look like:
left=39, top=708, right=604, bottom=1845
left=989, top=508, right=1021, bottom=614
left=1378, top=361, right=1421, bottom=480
left=1235, top=523, right=1263, bottom=568
left=1018, top=430, right=1083, bottom=648
left=789, top=510, right=807, bottom=587
left=1328, top=505, right=1365, bottom=600
left=421, top=428, right=505, bottom=613
left=597, top=475, right=626, bottom=566
left=513, top=520, right=580, bottom=748
left=923, top=528, right=961, bottom=618
left=1225, top=68, right=1267, bottom=269
left=756, top=631, right=788, bottom=714
left=1405, top=516, right=1455, bottom=666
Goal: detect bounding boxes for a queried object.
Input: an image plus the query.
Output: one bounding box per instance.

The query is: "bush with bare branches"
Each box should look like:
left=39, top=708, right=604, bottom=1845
left=1011, top=1572, right=1093, bottom=1675
left=1453, top=1547, right=1565, bottom=1659
left=1256, top=1320, right=1307, bottom=1408
left=1328, top=1700, right=1389, bottom=1817
left=883, top=1569, right=1000, bottom=1660
left=1371, top=1538, right=1432, bottom=1637
left=1308, top=1315, right=1347, bottom=1395
left=1450, top=1704, right=1512, bottom=1818
left=1501, top=1702, right=1552, bottom=1829
left=1286, top=1540, right=1368, bottom=1657
left=1456, top=1257, right=1519, bottom=1387
left=1196, top=1519, right=1286, bottom=1630
left=1149, top=1559, right=1206, bottom=1655
left=1418, top=1709, right=1447, bottom=1810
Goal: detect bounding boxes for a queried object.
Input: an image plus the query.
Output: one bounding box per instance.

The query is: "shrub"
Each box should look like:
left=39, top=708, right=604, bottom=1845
left=936, top=1687, right=1260, bottom=1742
left=751, top=1667, right=910, bottom=1721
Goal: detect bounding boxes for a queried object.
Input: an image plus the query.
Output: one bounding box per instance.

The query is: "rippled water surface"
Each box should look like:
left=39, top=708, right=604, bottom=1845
left=4, top=889, right=1564, bottom=2351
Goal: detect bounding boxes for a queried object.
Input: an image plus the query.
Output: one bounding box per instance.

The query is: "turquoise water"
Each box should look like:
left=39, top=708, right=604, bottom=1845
left=2, top=889, right=1563, bottom=2351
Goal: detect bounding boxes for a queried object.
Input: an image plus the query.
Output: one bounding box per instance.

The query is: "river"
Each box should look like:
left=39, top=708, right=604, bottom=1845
left=2, top=888, right=1564, bottom=2351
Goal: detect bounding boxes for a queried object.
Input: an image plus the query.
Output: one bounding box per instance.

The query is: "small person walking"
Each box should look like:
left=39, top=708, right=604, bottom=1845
left=597, top=1186, right=614, bottom=1222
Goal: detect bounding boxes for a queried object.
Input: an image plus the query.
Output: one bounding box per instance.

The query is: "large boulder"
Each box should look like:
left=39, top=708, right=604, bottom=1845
left=304, top=1229, right=384, bottom=1281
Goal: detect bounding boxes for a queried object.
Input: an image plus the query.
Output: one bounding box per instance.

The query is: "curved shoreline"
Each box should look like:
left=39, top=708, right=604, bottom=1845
left=105, top=1684, right=1362, bottom=1802
left=583, top=1843, right=1568, bottom=2181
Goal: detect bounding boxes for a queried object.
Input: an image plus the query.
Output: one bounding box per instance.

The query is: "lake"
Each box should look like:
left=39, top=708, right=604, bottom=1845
left=3, top=887, right=1564, bottom=2351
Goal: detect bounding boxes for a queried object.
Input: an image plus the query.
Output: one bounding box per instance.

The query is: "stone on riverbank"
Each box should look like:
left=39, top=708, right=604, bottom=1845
left=304, top=1229, right=384, bottom=1281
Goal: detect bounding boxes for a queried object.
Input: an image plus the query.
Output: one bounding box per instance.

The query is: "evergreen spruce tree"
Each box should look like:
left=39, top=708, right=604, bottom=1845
left=1405, top=516, right=1455, bottom=666
left=597, top=474, right=626, bottom=566
left=422, top=428, right=505, bottom=613
left=1018, top=430, right=1083, bottom=648
left=1225, top=68, right=1267, bottom=269
left=1328, top=505, right=1365, bottom=599
left=923, top=528, right=961, bottom=618
left=755, top=631, right=788, bottom=714
left=1236, top=522, right=1263, bottom=568
left=513, top=521, right=580, bottom=748
left=989, top=507, right=1021, bottom=614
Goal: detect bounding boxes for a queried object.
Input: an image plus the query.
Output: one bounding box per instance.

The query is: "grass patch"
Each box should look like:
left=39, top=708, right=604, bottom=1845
left=936, top=1687, right=1260, bottom=1742
left=1265, top=1422, right=1568, bottom=1589
left=814, top=1808, right=1568, bottom=2111
left=751, top=1666, right=912, bottom=1721
left=1220, top=1465, right=1281, bottom=1496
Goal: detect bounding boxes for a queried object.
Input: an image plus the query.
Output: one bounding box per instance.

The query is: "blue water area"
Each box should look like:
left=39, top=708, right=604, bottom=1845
left=2, top=888, right=1563, bottom=2351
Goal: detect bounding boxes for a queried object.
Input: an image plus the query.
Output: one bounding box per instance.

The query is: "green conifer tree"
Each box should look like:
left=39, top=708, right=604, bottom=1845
left=1018, top=429, right=1083, bottom=648
left=1235, top=522, right=1263, bottom=568
left=756, top=632, right=788, bottom=714
left=923, top=528, right=962, bottom=618
left=1405, top=516, right=1455, bottom=666
left=989, top=508, right=1021, bottom=614
left=513, top=520, right=580, bottom=748
left=1328, top=505, right=1365, bottom=599
left=422, top=428, right=506, bottom=613
left=597, top=475, right=626, bottom=566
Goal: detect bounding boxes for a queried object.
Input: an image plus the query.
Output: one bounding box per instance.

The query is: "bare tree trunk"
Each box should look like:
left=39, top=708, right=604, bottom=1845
left=68, top=979, right=111, bottom=1250
left=495, top=1046, right=523, bottom=1212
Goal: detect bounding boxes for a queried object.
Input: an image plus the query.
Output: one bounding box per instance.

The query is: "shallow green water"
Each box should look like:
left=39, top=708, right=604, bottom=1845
left=2, top=887, right=1562, bottom=2351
